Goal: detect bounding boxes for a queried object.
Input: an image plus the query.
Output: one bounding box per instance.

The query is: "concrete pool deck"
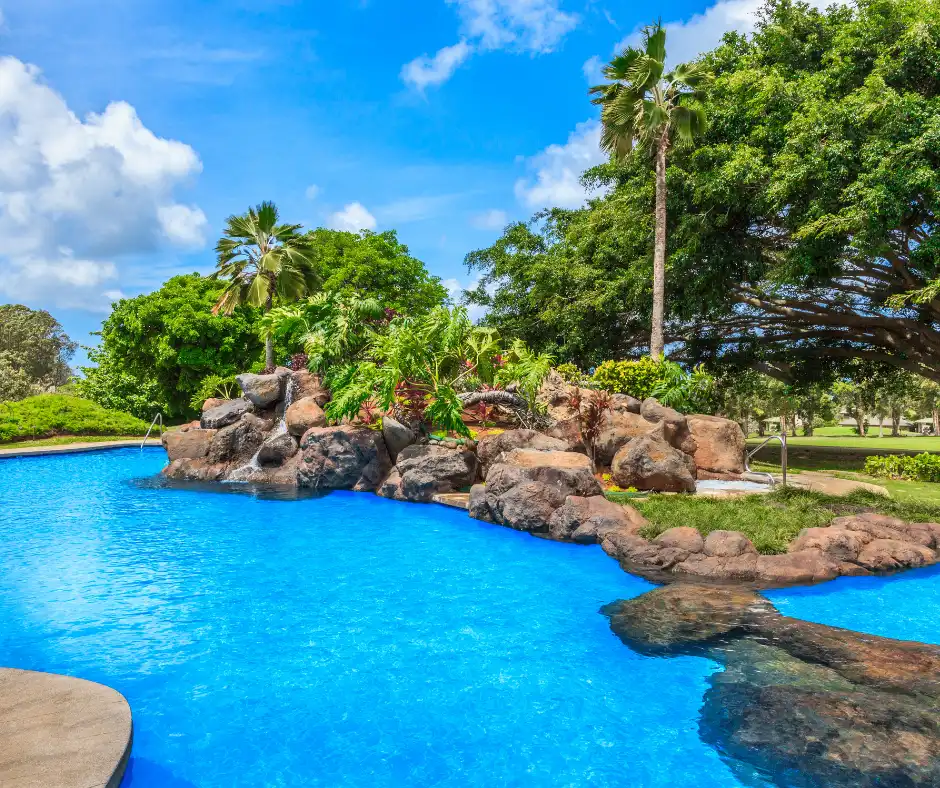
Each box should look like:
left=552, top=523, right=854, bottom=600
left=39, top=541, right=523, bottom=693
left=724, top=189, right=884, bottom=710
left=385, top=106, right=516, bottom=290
left=0, top=668, right=132, bottom=788
left=0, top=439, right=161, bottom=459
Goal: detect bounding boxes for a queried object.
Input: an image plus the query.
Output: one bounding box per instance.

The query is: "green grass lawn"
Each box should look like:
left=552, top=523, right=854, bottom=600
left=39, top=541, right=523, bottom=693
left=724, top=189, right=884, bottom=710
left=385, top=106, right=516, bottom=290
left=0, top=435, right=152, bottom=450
left=748, top=434, right=940, bottom=451
left=606, top=488, right=940, bottom=554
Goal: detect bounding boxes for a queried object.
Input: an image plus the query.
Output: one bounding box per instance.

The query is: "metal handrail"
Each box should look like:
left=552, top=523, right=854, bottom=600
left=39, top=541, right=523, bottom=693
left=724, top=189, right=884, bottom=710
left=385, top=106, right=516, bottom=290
left=744, top=432, right=788, bottom=488
left=141, top=413, right=164, bottom=452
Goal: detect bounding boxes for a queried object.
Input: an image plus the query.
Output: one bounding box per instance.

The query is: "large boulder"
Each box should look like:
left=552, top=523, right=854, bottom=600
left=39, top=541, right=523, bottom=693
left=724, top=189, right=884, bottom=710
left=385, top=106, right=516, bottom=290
left=236, top=372, right=287, bottom=408
left=476, top=429, right=569, bottom=476
left=547, top=494, right=648, bottom=543
left=257, top=432, right=298, bottom=466
left=687, top=414, right=746, bottom=475
left=297, top=426, right=392, bottom=491
left=752, top=549, right=842, bottom=586
left=593, top=408, right=657, bottom=467
left=536, top=371, right=585, bottom=451
left=202, top=397, right=226, bottom=413
left=286, top=397, right=326, bottom=437
left=381, top=416, right=416, bottom=462
left=378, top=445, right=478, bottom=503
left=162, top=429, right=216, bottom=461
left=471, top=449, right=602, bottom=532
left=610, top=426, right=697, bottom=492
left=640, top=398, right=698, bottom=455
left=201, top=398, right=253, bottom=430
left=704, top=530, right=758, bottom=558
left=790, top=526, right=870, bottom=562
left=206, top=413, right=269, bottom=465
left=855, top=539, right=937, bottom=572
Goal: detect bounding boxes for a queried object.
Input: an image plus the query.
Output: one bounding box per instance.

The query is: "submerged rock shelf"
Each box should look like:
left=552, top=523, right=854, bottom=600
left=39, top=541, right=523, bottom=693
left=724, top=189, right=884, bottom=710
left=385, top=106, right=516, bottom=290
left=604, top=584, right=940, bottom=787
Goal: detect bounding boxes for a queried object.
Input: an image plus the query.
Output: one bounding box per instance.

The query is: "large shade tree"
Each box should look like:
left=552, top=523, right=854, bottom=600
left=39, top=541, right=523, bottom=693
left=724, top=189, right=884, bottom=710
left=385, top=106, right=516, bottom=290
left=467, top=0, right=940, bottom=380
left=589, top=22, right=710, bottom=359
left=0, top=305, right=76, bottom=401
left=212, top=201, right=318, bottom=368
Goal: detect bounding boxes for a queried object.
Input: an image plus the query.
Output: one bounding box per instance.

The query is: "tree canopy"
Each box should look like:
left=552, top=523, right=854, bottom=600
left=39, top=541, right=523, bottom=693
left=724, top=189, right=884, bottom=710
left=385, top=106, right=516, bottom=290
left=307, top=228, right=448, bottom=316
left=0, top=305, right=76, bottom=402
left=466, top=0, right=940, bottom=378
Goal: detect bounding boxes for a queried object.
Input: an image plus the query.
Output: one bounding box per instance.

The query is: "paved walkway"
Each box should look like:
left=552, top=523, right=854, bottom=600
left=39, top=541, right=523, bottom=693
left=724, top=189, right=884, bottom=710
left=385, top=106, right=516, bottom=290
left=0, top=439, right=161, bottom=459
left=787, top=470, right=889, bottom=496
left=0, top=669, right=132, bottom=788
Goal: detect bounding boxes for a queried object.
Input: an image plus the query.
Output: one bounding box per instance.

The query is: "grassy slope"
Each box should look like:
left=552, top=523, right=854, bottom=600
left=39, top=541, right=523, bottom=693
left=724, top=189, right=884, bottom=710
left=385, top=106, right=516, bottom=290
left=749, top=435, right=940, bottom=451
left=609, top=488, right=940, bottom=555
left=0, top=395, right=149, bottom=443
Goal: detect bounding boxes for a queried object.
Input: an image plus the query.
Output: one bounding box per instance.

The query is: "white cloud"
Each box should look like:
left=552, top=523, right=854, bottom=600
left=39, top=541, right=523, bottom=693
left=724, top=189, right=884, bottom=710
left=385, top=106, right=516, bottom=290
left=305, top=184, right=321, bottom=200
left=470, top=209, right=508, bottom=230
left=582, top=54, right=603, bottom=83
left=402, top=0, right=578, bottom=89
left=376, top=194, right=461, bottom=224
left=0, top=56, right=206, bottom=310
left=401, top=41, right=473, bottom=91
left=514, top=120, right=606, bottom=210
left=442, top=276, right=489, bottom=323
left=619, top=0, right=843, bottom=67
left=328, top=202, right=377, bottom=232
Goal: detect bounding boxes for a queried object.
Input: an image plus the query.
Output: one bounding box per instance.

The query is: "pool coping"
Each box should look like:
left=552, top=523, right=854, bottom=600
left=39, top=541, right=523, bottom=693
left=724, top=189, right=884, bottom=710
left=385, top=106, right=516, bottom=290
left=0, top=439, right=161, bottom=459
left=0, top=668, right=132, bottom=788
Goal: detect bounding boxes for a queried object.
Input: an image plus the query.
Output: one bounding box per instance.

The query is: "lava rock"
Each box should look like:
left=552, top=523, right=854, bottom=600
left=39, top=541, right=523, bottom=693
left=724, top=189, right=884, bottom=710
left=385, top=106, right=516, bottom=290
left=476, top=429, right=569, bottom=476
left=206, top=413, right=269, bottom=464
left=286, top=396, right=326, bottom=437
left=201, top=397, right=253, bottom=430
left=610, top=426, right=697, bottom=492
left=162, top=429, right=216, bottom=461
left=297, top=426, right=391, bottom=491
left=686, top=414, right=746, bottom=475
left=257, top=432, right=298, bottom=466
left=547, top=495, right=648, bottom=543
left=236, top=372, right=286, bottom=408
left=378, top=445, right=478, bottom=503
left=381, top=416, right=416, bottom=462
left=703, top=530, right=757, bottom=558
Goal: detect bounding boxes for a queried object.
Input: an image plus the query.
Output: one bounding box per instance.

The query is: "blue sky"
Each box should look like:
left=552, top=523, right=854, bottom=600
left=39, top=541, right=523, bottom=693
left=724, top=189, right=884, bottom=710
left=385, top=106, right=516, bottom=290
left=0, top=0, right=773, bottom=363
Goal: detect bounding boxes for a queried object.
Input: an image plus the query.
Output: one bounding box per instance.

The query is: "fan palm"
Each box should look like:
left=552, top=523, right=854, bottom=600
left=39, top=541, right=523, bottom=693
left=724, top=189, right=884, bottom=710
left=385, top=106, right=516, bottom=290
left=211, top=201, right=318, bottom=368
left=590, top=22, right=711, bottom=360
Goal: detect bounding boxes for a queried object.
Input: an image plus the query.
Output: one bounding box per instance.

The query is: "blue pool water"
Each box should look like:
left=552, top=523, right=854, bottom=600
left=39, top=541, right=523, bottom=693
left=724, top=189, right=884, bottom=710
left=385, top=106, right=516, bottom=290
left=0, top=448, right=743, bottom=788
left=766, top=563, right=940, bottom=645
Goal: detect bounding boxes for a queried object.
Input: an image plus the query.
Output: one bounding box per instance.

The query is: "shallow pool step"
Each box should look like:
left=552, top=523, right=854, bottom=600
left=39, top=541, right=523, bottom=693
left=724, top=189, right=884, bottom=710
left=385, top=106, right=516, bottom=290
left=0, top=668, right=132, bottom=788
left=433, top=493, right=470, bottom=510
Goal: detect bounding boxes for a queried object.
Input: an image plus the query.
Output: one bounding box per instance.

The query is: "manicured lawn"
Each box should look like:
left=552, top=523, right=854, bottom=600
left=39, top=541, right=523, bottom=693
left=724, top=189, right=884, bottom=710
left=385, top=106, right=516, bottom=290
left=606, top=488, right=940, bottom=555
left=748, top=434, right=940, bottom=451
left=0, top=435, right=151, bottom=450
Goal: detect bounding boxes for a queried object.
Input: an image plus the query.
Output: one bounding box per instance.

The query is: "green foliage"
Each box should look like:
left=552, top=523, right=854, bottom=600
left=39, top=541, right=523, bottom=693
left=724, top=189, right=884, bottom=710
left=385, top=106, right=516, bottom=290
left=307, top=229, right=448, bottom=316
left=189, top=374, right=240, bottom=411
left=865, top=453, right=940, bottom=483
left=467, top=0, right=940, bottom=377
left=0, top=395, right=149, bottom=442
left=555, top=362, right=588, bottom=385
left=0, top=305, right=76, bottom=402
left=591, top=357, right=714, bottom=412
left=496, top=339, right=554, bottom=412
left=77, top=274, right=263, bottom=420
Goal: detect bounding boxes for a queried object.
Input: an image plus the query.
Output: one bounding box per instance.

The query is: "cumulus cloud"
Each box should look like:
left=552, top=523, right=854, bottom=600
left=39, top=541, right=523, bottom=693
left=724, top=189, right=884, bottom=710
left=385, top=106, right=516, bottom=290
left=470, top=209, right=509, bottom=230
left=582, top=54, right=603, bottom=83
left=514, top=120, right=606, bottom=210
left=0, top=56, right=206, bottom=310
left=401, top=41, right=473, bottom=91
left=328, top=202, right=377, bottom=232
left=305, top=184, right=321, bottom=200
left=402, top=0, right=578, bottom=89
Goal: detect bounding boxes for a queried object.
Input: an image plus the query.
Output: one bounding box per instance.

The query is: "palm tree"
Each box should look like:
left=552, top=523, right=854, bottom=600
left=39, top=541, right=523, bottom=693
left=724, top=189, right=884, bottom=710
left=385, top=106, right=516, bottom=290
left=211, top=201, right=318, bottom=369
left=590, top=22, right=711, bottom=360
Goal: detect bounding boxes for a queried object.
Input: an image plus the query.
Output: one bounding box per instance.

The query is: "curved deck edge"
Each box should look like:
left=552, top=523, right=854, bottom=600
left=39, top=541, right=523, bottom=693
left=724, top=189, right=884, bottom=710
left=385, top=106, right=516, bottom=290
left=0, top=668, right=132, bottom=788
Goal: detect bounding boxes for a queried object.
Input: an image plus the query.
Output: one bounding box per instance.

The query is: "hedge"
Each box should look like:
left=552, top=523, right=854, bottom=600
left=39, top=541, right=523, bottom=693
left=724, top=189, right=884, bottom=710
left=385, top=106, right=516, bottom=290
left=0, top=395, right=150, bottom=443
left=864, top=453, right=940, bottom=483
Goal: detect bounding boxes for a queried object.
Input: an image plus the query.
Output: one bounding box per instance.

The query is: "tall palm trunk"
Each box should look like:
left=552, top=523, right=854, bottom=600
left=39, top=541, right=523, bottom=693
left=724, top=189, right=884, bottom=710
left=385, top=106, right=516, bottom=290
left=651, top=133, right=668, bottom=361
left=264, top=283, right=275, bottom=370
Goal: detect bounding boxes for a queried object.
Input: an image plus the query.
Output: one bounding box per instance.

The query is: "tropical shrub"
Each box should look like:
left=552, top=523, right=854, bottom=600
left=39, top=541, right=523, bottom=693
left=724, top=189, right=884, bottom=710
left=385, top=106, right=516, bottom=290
left=189, top=374, right=240, bottom=411
left=555, top=362, right=590, bottom=386
left=0, top=395, right=149, bottom=442
left=864, top=453, right=940, bottom=484
left=591, top=358, right=714, bottom=412
left=0, top=305, right=76, bottom=402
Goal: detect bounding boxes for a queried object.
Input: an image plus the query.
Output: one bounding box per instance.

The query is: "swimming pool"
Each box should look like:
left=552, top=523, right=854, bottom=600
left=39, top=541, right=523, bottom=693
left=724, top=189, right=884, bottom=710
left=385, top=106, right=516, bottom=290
left=0, top=448, right=738, bottom=787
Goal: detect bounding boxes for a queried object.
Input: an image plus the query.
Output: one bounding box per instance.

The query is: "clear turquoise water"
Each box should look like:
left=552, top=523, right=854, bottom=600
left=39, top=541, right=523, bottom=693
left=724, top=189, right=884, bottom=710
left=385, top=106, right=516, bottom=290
left=766, top=563, right=940, bottom=645
left=0, top=448, right=745, bottom=788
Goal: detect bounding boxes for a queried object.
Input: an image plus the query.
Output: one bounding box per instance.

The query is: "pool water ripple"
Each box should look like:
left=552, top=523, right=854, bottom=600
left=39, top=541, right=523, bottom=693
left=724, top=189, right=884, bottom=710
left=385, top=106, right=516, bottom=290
left=0, top=449, right=743, bottom=787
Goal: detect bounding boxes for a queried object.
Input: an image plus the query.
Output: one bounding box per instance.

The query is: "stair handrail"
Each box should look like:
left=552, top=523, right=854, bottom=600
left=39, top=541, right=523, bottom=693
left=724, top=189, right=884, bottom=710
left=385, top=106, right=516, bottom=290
left=141, top=413, right=164, bottom=452
left=744, top=431, right=788, bottom=488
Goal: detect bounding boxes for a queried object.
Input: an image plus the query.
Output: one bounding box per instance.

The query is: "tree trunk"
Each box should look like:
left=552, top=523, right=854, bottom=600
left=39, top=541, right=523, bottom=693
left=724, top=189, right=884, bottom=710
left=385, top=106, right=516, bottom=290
left=264, top=283, right=275, bottom=370
left=855, top=409, right=866, bottom=436
left=933, top=407, right=939, bottom=436
left=891, top=406, right=901, bottom=437
left=651, top=134, right=668, bottom=361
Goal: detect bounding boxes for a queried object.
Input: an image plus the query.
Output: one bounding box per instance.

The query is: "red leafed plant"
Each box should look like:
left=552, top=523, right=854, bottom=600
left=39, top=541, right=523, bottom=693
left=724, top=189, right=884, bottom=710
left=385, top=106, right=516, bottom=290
left=288, top=353, right=309, bottom=371
left=394, top=379, right=428, bottom=423
left=580, top=389, right=612, bottom=471
left=359, top=399, right=380, bottom=425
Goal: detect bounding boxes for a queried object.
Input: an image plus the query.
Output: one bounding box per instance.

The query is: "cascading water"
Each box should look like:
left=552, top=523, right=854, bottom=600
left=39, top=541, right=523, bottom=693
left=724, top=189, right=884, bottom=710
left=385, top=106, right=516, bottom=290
left=229, top=376, right=295, bottom=481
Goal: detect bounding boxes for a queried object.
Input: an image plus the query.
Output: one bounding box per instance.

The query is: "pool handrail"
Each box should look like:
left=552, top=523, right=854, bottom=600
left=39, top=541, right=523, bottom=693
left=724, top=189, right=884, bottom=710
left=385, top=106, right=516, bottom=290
left=744, top=432, right=788, bottom=488
left=141, top=413, right=164, bottom=452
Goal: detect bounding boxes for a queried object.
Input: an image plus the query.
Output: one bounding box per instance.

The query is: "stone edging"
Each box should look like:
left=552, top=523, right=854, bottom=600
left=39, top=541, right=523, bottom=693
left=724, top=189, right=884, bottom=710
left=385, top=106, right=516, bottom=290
left=0, top=668, right=132, bottom=788
left=0, top=440, right=161, bottom=459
